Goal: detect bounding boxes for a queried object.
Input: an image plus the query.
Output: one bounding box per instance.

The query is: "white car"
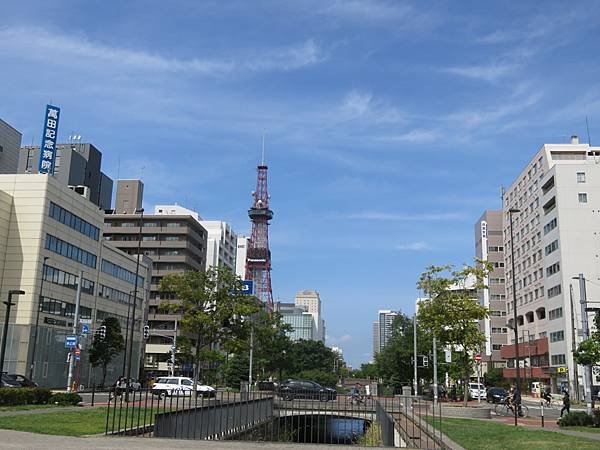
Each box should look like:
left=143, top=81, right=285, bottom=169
left=468, top=383, right=486, bottom=400
left=152, top=377, right=216, bottom=398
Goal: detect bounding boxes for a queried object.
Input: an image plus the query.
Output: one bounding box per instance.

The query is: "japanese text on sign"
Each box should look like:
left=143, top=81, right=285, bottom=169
left=38, top=105, right=61, bottom=174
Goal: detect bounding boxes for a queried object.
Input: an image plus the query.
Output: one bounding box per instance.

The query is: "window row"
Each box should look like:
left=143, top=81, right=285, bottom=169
left=491, top=294, right=506, bottom=300
left=98, top=284, right=141, bottom=307
left=551, top=354, right=566, bottom=366
left=543, top=218, right=557, bottom=235
left=546, top=262, right=560, bottom=277
left=488, top=246, right=504, bottom=252
left=549, top=307, right=563, bottom=320
left=548, top=284, right=562, bottom=298
left=549, top=330, right=565, bottom=343
left=49, top=202, right=100, bottom=241
left=544, top=240, right=559, bottom=256
left=43, top=265, right=95, bottom=295
left=492, top=327, right=508, bottom=334
left=41, top=296, right=92, bottom=320
left=45, top=234, right=97, bottom=268
left=101, top=259, right=144, bottom=286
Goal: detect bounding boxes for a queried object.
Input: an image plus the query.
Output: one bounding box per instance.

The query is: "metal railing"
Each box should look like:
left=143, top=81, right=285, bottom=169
left=104, top=387, right=445, bottom=448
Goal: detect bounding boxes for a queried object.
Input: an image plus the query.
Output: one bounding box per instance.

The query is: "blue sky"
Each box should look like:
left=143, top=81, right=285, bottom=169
left=2, top=1, right=600, bottom=367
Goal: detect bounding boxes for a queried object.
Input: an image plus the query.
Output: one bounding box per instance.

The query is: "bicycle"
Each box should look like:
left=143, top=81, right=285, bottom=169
left=540, top=396, right=559, bottom=410
left=494, top=399, right=529, bottom=418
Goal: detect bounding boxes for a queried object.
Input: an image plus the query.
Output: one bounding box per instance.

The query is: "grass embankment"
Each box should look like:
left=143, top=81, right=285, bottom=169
left=0, top=404, right=64, bottom=412
left=427, top=417, right=599, bottom=450
left=0, top=409, right=108, bottom=436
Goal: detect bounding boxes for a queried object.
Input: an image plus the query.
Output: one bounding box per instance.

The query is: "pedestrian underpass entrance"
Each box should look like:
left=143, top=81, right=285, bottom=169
left=105, top=388, right=447, bottom=448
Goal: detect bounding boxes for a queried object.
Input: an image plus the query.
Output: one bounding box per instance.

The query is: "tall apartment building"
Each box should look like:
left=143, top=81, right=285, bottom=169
left=0, top=118, right=21, bottom=174
left=235, top=236, right=249, bottom=279
left=295, top=290, right=325, bottom=343
left=474, top=210, right=508, bottom=374
left=19, top=142, right=113, bottom=209
left=104, top=197, right=207, bottom=377
left=153, top=205, right=237, bottom=271
left=372, top=310, right=398, bottom=359
left=501, top=136, right=600, bottom=395
left=0, top=174, right=150, bottom=388
left=114, top=179, right=144, bottom=214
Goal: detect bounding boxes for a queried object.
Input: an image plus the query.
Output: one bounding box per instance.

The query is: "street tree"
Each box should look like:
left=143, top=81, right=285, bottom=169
left=89, top=317, right=124, bottom=387
left=251, top=310, right=293, bottom=381
left=159, top=267, right=261, bottom=395
left=574, top=312, right=600, bottom=366
left=417, top=262, right=490, bottom=405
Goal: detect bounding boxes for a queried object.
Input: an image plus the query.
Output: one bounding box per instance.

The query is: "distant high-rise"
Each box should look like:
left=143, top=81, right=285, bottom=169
left=198, top=221, right=237, bottom=271
left=235, top=236, right=249, bottom=278
left=18, top=142, right=113, bottom=209
left=372, top=310, right=398, bottom=359
left=295, top=290, right=325, bottom=343
left=0, top=118, right=22, bottom=174
left=114, top=179, right=144, bottom=214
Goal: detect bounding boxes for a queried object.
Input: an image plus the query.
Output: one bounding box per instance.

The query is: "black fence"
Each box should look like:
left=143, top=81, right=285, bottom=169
left=105, top=387, right=446, bottom=448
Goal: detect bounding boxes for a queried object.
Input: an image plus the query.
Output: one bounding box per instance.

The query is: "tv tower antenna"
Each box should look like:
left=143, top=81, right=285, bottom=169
left=245, top=141, right=274, bottom=310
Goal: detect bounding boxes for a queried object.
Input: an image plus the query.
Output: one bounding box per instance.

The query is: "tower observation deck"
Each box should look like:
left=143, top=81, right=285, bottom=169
left=245, top=165, right=274, bottom=309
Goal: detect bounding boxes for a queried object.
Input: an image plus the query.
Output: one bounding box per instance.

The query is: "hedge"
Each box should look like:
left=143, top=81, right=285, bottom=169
left=0, top=388, right=53, bottom=406
left=49, top=392, right=82, bottom=405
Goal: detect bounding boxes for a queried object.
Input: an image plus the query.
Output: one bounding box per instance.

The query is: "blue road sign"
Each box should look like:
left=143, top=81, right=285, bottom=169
left=241, top=280, right=254, bottom=295
left=65, top=335, right=77, bottom=348
left=81, top=324, right=89, bottom=335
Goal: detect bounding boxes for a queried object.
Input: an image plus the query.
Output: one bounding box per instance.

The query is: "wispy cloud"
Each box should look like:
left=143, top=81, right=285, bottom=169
left=327, top=334, right=352, bottom=346
left=0, top=26, right=327, bottom=76
left=444, top=61, right=519, bottom=82
left=377, top=128, right=438, bottom=143
left=396, top=242, right=430, bottom=251
left=338, top=89, right=405, bottom=124
left=321, top=0, right=412, bottom=22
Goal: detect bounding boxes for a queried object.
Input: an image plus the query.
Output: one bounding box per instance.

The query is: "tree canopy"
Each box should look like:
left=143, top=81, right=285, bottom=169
left=89, top=317, right=124, bottom=387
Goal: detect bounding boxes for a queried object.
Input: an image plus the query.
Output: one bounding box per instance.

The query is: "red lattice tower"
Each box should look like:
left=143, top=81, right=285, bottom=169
left=245, top=164, right=273, bottom=309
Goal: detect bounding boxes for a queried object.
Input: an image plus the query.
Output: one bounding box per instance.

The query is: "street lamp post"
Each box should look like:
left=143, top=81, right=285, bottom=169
left=122, top=290, right=135, bottom=377
left=0, top=290, right=26, bottom=377
left=126, top=208, right=144, bottom=390
left=29, top=256, right=49, bottom=381
left=508, top=208, right=521, bottom=426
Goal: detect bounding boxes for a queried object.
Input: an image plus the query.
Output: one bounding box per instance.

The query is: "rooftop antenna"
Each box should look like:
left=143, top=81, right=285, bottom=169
left=261, top=132, right=266, bottom=166
left=586, top=116, right=592, bottom=146
left=116, top=153, right=121, bottom=180
left=140, top=165, right=146, bottom=181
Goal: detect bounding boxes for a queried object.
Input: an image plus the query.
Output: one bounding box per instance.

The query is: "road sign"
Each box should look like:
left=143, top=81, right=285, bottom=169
left=445, top=349, right=452, bottom=363
left=241, top=280, right=254, bottom=295
left=65, top=335, right=77, bottom=348
left=475, top=354, right=482, bottom=363
left=81, top=324, right=89, bottom=335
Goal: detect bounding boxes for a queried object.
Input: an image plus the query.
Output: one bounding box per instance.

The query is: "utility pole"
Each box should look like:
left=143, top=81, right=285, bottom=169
left=413, top=313, right=418, bottom=396
left=248, top=325, right=254, bottom=386
left=432, top=335, right=438, bottom=407
left=569, top=284, right=580, bottom=402
left=66, top=271, right=82, bottom=392
left=577, top=274, right=593, bottom=414
left=29, top=256, right=49, bottom=381
left=508, top=208, right=521, bottom=426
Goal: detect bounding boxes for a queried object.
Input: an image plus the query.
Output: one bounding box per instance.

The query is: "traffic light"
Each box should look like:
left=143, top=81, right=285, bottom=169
left=143, top=325, right=150, bottom=340
left=422, top=356, right=429, bottom=367
left=98, top=325, right=106, bottom=340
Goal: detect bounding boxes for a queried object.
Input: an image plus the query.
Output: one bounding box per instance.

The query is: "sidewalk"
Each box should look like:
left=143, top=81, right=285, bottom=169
left=0, top=429, right=358, bottom=449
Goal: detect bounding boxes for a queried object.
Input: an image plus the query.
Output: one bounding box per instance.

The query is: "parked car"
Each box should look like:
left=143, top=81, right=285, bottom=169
left=468, top=383, right=486, bottom=400
left=486, top=387, right=508, bottom=404
left=0, top=374, right=21, bottom=388
left=278, top=380, right=337, bottom=402
left=5, top=374, right=37, bottom=388
left=151, top=377, right=216, bottom=398
left=256, top=380, right=277, bottom=391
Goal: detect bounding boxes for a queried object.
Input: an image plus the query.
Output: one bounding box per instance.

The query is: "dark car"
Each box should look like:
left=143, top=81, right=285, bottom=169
left=486, top=387, right=508, bottom=403
left=6, top=374, right=37, bottom=388
left=1, top=374, right=21, bottom=388
left=256, top=381, right=277, bottom=391
left=278, top=380, right=337, bottom=402
left=425, top=385, right=447, bottom=400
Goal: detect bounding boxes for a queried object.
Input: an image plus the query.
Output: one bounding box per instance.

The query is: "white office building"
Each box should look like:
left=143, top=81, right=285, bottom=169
left=372, top=310, right=398, bottom=359
left=235, top=236, right=249, bottom=279
left=502, top=135, right=600, bottom=396
left=295, top=290, right=325, bottom=343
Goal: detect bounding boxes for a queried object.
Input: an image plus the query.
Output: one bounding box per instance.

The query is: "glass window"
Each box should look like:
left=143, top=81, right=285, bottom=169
left=577, top=172, right=586, bottom=183
left=579, top=193, right=588, bottom=203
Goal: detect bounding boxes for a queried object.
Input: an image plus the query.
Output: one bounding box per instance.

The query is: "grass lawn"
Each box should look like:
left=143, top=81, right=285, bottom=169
left=0, top=404, right=64, bottom=412
left=562, top=426, right=600, bottom=434
left=0, top=409, right=109, bottom=436
left=427, top=417, right=599, bottom=450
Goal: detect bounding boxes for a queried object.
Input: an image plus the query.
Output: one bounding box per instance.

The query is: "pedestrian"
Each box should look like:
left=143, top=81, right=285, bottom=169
left=450, top=385, right=457, bottom=402
left=560, top=390, right=570, bottom=417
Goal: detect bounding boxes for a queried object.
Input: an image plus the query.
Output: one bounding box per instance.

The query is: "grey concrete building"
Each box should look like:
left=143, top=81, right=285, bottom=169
left=104, top=206, right=208, bottom=377
left=18, top=142, right=113, bottom=209
left=474, top=210, right=508, bottom=374
left=0, top=119, right=22, bottom=174
left=115, top=180, right=144, bottom=214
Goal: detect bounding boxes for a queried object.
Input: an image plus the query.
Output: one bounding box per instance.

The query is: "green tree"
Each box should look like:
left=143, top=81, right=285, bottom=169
left=574, top=312, right=600, bottom=366
left=286, top=339, right=336, bottom=375
left=353, top=363, right=378, bottom=379
left=89, top=317, right=124, bottom=387
left=417, top=262, right=490, bottom=405
left=222, top=353, right=250, bottom=388
left=251, top=310, right=293, bottom=381
left=296, top=369, right=338, bottom=387
left=159, top=267, right=261, bottom=395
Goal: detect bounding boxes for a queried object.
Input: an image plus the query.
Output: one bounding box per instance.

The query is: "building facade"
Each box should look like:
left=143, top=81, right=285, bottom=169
left=235, top=236, right=249, bottom=279
left=114, top=179, right=144, bottom=214
left=198, top=221, right=237, bottom=271
left=372, top=310, right=398, bottom=359
left=295, top=290, right=325, bottom=343
left=276, top=302, right=318, bottom=341
left=474, top=210, right=508, bottom=374
left=0, top=119, right=21, bottom=174
left=104, top=202, right=207, bottom=377
left=501, top=136, right=600, bottom=395
left=0, top=174, right=150, bottom=388
left=19, top=142, right=113, bottom=209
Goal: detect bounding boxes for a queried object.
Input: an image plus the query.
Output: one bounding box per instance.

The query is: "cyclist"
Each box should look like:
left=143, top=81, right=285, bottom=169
left=350, top=383, right=364, bottom=404
left=541, top=385, right=552, bottom=406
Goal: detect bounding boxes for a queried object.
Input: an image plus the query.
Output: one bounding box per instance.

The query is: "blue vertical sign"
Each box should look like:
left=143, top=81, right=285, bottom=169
left=38, top=104, right=61, bottom=174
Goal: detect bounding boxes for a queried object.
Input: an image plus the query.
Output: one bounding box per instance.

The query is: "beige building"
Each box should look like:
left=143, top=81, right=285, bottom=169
left=502, top=136, right=600, bottom=395
left=474, top=210, right=508, bottom=373
left=0, top=174, right=150, bottom=388
left=0, top=119, right=21, bottom=174
left=104, top=200, right=207, bottom=377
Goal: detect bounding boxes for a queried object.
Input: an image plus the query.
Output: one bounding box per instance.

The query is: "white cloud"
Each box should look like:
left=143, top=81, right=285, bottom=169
left=396, top=242, right=430, bottom=251
left=444, top=62, right=519, bottom=82
left=338, top=90, right=405, bottom=124
left=339, top=334, right=352, bottom=342
left=378, top=128, right=438, bottom=143
left=321, top=0, right=412, bottom=22
left=0, top=26, right=327, bottom=76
